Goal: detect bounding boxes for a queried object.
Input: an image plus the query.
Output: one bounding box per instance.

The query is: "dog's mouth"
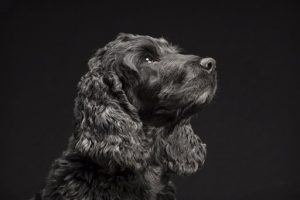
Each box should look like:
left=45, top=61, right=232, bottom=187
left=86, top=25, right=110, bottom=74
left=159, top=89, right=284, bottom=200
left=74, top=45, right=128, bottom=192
left=196, top=80, right=216, bottom=103
left=197, top=89, right=211, bottom=104
left=198, top=72, right=217, bottom=104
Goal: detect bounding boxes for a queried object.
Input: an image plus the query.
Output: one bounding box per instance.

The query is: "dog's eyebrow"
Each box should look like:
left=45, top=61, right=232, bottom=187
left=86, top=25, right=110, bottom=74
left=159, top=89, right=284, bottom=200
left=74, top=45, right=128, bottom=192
left=142, top=44, right=158, bottom=55
left=136, top=41, right=160, bottom=56
left=151, top=38, right=180, bottom=54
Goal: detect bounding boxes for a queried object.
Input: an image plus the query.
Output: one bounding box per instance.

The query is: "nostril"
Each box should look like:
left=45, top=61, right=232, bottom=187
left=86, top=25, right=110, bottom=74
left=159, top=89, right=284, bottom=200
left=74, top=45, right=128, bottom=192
left=206, top=62, right=213, bottom=70
left=200, top=57, right=216, bottom=72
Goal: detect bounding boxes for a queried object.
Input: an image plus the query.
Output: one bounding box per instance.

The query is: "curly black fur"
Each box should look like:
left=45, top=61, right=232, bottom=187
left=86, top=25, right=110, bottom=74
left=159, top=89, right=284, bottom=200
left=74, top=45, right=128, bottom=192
left=32, top=33, right=217, bottom=200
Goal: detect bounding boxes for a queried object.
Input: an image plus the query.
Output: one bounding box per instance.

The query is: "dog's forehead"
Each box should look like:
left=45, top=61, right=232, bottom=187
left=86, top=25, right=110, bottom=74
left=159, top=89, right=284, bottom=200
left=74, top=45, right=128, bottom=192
left=138, top=35, right=178, bottom=54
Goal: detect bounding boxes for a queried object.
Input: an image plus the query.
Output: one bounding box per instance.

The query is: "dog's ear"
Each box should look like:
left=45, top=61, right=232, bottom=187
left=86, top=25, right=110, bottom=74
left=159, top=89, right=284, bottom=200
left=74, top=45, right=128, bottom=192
left=158, top=121, right=207, bottom=175
left=73, top=68, right=148, bottom=171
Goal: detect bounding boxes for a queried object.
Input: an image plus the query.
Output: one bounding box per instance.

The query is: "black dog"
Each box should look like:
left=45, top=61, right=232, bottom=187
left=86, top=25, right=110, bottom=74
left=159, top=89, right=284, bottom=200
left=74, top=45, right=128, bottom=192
left=32, top=33, right=217, bottom=200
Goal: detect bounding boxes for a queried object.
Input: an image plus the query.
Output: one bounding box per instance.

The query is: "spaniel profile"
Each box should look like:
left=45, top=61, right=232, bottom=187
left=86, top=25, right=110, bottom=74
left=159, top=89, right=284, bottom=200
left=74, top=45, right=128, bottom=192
left=32, top=33, right=217, bottom=200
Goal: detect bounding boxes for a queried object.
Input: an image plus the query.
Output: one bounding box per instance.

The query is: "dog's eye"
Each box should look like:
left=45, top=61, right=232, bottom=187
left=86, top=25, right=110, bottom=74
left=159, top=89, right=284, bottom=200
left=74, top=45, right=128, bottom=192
left=144, top=56, right=154, bottom=64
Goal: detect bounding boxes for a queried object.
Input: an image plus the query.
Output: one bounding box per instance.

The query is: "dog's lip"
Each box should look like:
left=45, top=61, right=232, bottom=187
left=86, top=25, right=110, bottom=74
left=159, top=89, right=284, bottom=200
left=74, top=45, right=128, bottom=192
left=197, top=88, right=211, bottom=104
left=199, top=90, right=210, bottom=99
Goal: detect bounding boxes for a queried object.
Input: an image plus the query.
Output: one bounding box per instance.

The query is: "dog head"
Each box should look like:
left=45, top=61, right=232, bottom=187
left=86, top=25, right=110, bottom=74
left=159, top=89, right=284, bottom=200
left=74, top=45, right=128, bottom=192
left=73, top=33, right=217, bottom=175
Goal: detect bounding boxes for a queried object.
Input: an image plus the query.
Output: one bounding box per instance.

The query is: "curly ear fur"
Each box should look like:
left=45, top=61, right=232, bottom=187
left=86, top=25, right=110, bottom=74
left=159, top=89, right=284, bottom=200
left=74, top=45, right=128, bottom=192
left=156, top=120, right=207, bottom=175
left=73, top=65, right=149, bottom=171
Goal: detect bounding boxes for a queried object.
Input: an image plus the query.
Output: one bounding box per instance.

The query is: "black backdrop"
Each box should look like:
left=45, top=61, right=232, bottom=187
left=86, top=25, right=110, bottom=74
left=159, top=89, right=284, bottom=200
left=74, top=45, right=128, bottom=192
left=1, top=1, right=299, bottom=200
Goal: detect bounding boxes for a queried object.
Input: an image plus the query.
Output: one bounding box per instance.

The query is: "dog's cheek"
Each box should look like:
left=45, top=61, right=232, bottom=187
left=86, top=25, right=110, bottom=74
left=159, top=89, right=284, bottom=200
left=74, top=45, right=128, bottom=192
left=139, top=66, right=160, bottom=84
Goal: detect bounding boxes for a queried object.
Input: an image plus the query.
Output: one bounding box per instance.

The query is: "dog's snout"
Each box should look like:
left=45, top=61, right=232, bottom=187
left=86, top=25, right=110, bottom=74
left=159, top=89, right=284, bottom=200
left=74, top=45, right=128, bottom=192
left=200, top=57, right=216, bottom=72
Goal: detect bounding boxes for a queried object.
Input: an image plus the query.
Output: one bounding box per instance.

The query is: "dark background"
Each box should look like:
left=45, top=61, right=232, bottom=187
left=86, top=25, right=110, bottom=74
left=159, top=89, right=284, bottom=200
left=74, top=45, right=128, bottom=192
left=1, top=1, right=299, bottom=200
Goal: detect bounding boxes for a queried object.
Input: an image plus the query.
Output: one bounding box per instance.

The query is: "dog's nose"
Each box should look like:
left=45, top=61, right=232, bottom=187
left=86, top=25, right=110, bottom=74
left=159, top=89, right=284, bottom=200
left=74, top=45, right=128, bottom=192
left=200, top=57, right=216, bottom=72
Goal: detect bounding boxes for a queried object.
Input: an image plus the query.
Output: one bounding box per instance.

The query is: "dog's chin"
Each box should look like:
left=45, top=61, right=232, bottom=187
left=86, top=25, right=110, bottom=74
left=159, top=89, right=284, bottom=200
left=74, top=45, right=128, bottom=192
left=179, top=88, right=214, bottom=120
